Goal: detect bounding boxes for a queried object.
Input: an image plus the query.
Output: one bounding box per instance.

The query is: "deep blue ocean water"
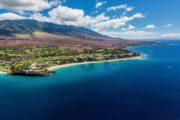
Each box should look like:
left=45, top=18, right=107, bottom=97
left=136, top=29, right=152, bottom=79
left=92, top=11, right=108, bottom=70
left=0, top=40, right=180, bottom=120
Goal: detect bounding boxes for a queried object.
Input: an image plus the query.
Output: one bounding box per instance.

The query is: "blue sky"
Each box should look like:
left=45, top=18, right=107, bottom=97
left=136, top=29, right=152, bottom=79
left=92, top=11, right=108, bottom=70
left=0, top=0, right=179, bottom=39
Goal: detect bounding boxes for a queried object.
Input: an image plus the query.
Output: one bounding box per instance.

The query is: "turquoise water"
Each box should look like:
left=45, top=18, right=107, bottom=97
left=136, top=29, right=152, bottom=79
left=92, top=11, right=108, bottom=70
left=0, top=40, right=180, bottom=120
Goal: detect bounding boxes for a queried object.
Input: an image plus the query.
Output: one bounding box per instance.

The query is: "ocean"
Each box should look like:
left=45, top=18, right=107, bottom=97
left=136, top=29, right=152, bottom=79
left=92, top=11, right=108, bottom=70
left=0, top=40, right=180, bottom=120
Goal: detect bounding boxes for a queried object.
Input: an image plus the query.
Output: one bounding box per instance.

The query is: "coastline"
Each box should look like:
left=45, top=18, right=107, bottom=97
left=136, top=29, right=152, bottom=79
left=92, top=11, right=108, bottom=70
left=48, top=56, right=141, bottom=71
left=0, top=71, right=7, bottom=75
left=0, top=56, right=142, bottom=76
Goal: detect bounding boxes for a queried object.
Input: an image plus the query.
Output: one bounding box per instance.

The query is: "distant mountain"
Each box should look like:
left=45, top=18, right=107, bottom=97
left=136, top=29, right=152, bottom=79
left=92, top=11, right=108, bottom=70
left=0, top=19, right=109, bottom=39
left=0, top=19, right=152, bottom=48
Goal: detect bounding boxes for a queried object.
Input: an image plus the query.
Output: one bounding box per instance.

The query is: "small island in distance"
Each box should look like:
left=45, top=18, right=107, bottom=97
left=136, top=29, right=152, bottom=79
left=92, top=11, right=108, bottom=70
left=0, top=20, right=152, bottom=76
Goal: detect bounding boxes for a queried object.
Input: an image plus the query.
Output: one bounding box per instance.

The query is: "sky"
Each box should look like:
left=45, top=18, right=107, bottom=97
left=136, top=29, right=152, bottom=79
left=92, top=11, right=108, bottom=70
left=0, top=0, right=179, bottom=39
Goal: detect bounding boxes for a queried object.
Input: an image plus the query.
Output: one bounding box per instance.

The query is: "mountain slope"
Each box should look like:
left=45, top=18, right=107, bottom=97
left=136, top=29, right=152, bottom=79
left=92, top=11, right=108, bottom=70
left=0, top=19, right=108, bottom=39
left=0, top=19, right=152, bottom=48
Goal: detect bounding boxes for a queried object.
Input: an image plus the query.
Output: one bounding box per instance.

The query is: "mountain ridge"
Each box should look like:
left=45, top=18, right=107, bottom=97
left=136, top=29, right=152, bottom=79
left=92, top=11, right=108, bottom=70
left=0, top=19, right=110, bottom=39
left=0, top=19, right=152, bottom=49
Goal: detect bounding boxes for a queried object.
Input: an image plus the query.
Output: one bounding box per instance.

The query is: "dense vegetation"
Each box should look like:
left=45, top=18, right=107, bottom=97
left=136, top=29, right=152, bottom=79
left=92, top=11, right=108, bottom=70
left=0, top=47, right=140, bottom=76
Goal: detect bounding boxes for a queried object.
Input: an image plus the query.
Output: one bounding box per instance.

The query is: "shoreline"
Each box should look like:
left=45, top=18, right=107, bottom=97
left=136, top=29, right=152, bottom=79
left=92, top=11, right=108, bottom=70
left=0, top=71, right=7, bottom=75
left=0, top=56, right=142, bottom=76
left=48, top=56, right=141, bottom=71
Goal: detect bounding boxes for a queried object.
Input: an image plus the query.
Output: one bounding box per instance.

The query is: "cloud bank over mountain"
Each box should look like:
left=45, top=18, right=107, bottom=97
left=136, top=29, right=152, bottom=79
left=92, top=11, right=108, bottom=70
left=0, top=0, right=179, bottom=39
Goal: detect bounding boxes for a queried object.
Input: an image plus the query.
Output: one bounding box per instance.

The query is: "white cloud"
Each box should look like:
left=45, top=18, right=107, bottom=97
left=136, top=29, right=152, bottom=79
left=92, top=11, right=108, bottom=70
left=92, top=13, right=110, bottom=23
left=0, top=12, right=27, bottom=20
left=30, top=12, right=50, bottom=22
left=95, top=1, right=107, bottom=8
left=0, top=0, right=61, bottom=11
left=92, top=13, right=144, bottom=30
left=101, top=30, right=157, bottom=39
left=121, top=25, right=135, bottom=31
left=107, top=4, right=134, bottom=13
left=145, top=24, right=156, bottom=29
left=102, top=31, right=180, bottom=39
left=126, top=7, right=134, bottom=12
left=164, top=24, right=173, bottom=28
left=161, top=33, right=180, bottom=38
left=38, top=5, right=144, bottom=30
left=48, top=5, right=92, bottom=26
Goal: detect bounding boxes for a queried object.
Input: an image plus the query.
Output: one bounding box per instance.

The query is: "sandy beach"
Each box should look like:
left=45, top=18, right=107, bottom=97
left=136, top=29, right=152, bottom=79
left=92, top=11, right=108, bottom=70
left=48, top=56, right=141, bottom=71
left=0, top=56, right=141, bottom=75
left=0, top=71, right=7, bottom=75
